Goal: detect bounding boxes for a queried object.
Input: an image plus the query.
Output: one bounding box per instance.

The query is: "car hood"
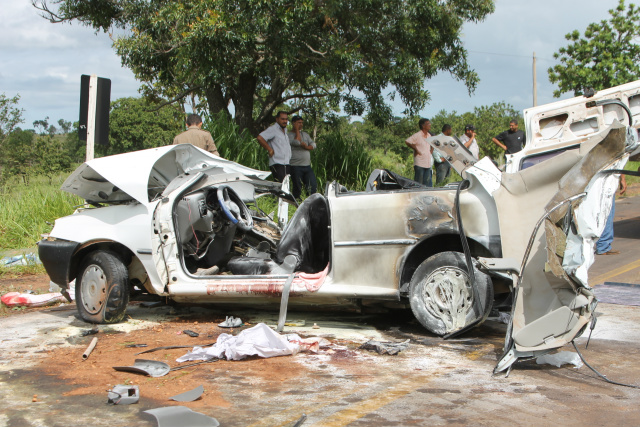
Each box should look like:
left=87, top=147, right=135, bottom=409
left=61, top=145, right=271, bottom=206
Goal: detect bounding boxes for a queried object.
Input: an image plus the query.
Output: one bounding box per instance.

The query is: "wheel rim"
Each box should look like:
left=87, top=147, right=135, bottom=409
left=81, top=264, right=107, bottom=315
left=422, top=266, right=473, bottom=331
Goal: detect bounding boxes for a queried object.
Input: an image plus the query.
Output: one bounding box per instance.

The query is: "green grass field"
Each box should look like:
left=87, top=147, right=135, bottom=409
left=0, top=174, right=81, bottom=251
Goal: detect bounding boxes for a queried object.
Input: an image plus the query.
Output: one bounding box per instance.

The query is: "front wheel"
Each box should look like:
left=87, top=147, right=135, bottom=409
left=76, top=251, right=130, bottom=324
left=409, top=251, right=493, bottom=336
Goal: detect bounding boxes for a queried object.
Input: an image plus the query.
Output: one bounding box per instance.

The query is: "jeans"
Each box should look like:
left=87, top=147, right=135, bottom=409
left=291, top=165, right=317, bottom=199
left=269, top=164, right=291, bottom=183
left=434, top=161, right=451, bottom=184
left=413, top=166, right=433, bottom=187
left=596, top=202, right=615, bottom=254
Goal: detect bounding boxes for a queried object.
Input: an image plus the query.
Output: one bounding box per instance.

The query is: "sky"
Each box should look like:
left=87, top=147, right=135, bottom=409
left=0, top=0, right=621, bottom=128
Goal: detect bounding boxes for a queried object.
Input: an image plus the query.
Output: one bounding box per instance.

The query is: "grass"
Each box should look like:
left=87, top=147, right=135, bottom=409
left=0, top=173, right=82, bottom=251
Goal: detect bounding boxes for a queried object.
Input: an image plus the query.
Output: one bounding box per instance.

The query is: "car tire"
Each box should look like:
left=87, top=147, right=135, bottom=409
left=76, top=251, right=130, bottom=324
left=409, top=251, right=493, bottom=336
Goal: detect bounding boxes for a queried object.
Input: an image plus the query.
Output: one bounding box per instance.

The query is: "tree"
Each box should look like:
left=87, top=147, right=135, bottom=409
left=106, top=97, right=184, bottom=155
left=0, top=93, right=24, bottom=147
left=0, top=128, right=36, bottom=183
left=431, top=102, right=521, bottom=160
left=548, top=0, right=640, bottom=97
left=108, top=97, right=183, bottom=155
left=34, top=0, right=495, bottom=134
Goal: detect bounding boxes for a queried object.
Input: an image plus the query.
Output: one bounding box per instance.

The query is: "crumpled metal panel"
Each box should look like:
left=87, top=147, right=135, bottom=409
left=495, top=121, right=634, bottom=372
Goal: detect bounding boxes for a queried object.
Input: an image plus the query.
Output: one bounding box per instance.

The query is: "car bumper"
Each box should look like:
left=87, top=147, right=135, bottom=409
left=38, top=239, right=80, bottom=286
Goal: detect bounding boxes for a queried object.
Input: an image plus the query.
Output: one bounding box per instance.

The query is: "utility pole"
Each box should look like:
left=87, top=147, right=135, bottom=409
left=533, top=52, right=538, bottom=107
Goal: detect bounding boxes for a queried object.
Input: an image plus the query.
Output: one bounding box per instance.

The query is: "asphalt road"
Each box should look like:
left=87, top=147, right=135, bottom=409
left=0, top=196, right=639, bottom=427
left=590, top=194, right=640, bottom=286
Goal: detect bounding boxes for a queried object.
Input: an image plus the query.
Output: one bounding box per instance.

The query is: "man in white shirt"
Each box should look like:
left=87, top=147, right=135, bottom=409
left=405, top=118, right=433, bottom=186
left=459, top=124, right=479, bottom=159
left=256, top=111, right=292, bottom=182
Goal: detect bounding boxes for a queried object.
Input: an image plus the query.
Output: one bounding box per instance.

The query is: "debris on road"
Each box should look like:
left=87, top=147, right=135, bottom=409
left=107, top=385, right=140, bottom=405
left=218, top=316, right=243, bottom=328
left=359, top=339, right=410, bottom=355
left=536, top=351, right=584, bottom=368
left=169, top=385, right=204, bottom=402
left=177, top=323, right=299, bottom=362
left=113, top=359, right=171, bottom=377
left=285, top=334, right=332, bottom=353
left=79, top=327, right=99, bottom=337
left=82, top=337, right=98, bottom=360
left=1, top=291, right=69, bottom=308
left=144, top=406, right=219, bottom=427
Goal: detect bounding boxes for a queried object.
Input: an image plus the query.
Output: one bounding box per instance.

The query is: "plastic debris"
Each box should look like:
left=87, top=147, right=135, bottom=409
left=1, top=253, right=40, bottom=267
left=1, top=292, right=70, bottom=308
left=359, top=339, right=410, bottom=355
left=177, top=323, right=299, bottom=362
left=144, top=406, right=219, bottom=427
left=170, top=385, right=204, bottom=402
left=536, top=351, right=583, bottom=368
left=113, top=359, right=171, bottom=377
left=218, top=316, right=243, bottom=328
left=285, top=335, right=332, bottom=353
left=107, top=385, right=140, bottom=405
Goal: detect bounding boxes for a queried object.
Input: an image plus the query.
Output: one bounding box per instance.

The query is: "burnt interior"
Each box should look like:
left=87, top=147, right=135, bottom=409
left=174, top=186, right=330, bottom=277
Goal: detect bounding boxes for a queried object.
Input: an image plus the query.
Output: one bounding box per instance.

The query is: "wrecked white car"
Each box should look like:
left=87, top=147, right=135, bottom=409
left=39, top=88, right=637, bottom=373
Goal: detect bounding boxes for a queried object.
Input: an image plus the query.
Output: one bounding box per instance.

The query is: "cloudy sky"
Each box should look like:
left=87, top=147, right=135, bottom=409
left=1, top=0, right=620, bottom=128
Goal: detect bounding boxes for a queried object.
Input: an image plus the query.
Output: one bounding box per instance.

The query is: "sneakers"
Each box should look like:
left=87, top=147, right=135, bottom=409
left=596, top=250, right=620, bottom=255
left=218, top=316, right=243, bottom=328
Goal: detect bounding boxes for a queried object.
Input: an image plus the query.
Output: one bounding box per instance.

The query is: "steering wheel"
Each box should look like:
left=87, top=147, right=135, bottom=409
left=216, top=185, right=254, bottom=232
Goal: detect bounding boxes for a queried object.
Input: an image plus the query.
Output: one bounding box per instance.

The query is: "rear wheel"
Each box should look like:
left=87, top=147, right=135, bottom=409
left=409, top=251, right=493, bottom=336
left=76, top=251, right=129, bottom=324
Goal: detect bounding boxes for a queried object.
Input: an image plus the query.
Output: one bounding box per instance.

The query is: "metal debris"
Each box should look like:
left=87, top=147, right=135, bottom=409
left=359, top=339, right=410, bottom=355
left=107, top=385, right=140, bottom=405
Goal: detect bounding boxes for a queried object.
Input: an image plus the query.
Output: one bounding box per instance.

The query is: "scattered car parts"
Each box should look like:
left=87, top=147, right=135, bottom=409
left=169, top=385, right=204, bottom=402
left=112, top=359, right=170, bottom=377
left=144, top=406, right=219, bottom=427
left=107, top=385, right=140, bottom=405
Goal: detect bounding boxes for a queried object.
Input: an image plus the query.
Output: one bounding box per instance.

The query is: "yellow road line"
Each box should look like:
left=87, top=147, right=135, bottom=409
left=309, top=378, right=427, bottom=427
left=590, top=258, right=640, bottom=286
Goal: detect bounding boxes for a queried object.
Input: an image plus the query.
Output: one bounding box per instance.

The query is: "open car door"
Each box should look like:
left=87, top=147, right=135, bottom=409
left=493, top=122, right=636, bottom=373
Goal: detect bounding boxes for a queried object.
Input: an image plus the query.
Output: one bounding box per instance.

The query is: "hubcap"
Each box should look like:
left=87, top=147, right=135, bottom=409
left=423, top=266, right=473, bottom=331
left=81, top=264, right=107, bottom=315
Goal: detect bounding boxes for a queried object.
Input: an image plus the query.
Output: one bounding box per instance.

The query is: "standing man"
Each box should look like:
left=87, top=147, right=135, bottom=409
left=433, top=124, right=453, bottom=185
left=288, top=116, right=317, bottom=199
left=256, top=111, right=292, bottom=182
left=492, top=119, right=525, bottom=156
left=173, top=113, right=219, bottom=156
left=405, top=118, right=433, bottom=186
left=459, top=124, right=479, bottom=159
left=596, top=174, right=627, bottom=255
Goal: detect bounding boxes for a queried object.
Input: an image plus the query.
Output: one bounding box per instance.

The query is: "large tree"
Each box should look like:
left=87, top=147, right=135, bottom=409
left=548, top=0, right=640, bottom=97
left=34, top=0, right=494, bottom=134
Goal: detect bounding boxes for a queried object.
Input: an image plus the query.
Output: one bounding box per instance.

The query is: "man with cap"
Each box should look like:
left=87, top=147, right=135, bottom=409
left=460, top=125, right=479, bottom=159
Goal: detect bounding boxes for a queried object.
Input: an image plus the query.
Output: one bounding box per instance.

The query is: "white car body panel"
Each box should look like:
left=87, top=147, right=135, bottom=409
left=507, top=79, right=640, bottom=173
